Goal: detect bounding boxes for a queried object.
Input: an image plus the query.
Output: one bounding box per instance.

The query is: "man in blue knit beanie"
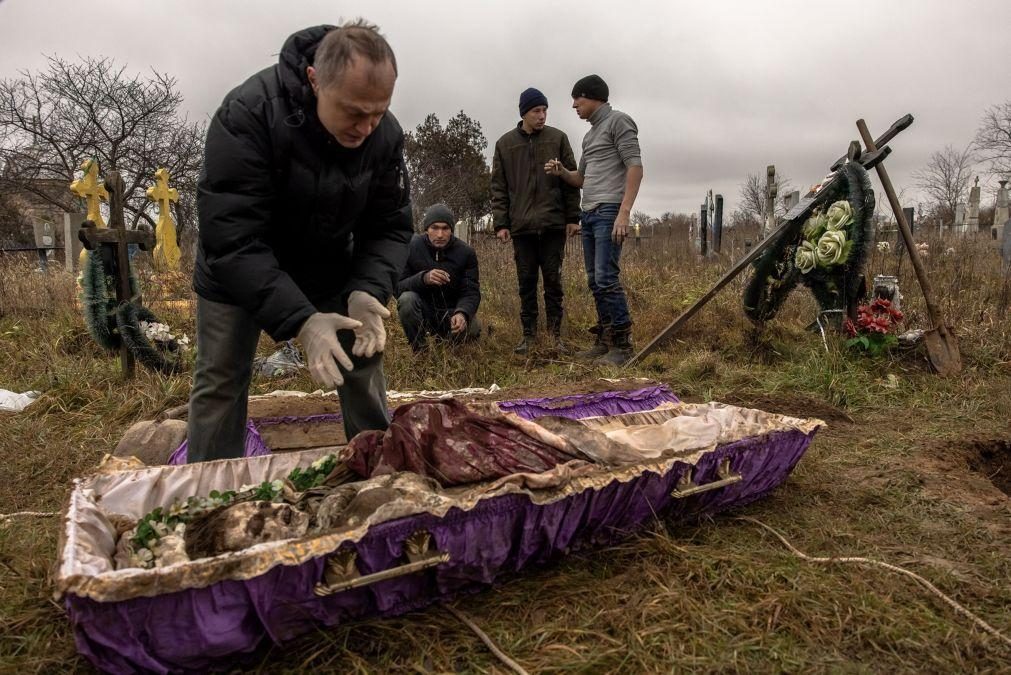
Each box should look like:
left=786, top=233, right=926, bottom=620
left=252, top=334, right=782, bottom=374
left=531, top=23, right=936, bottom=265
left=491, top=87, right=581, bottom=355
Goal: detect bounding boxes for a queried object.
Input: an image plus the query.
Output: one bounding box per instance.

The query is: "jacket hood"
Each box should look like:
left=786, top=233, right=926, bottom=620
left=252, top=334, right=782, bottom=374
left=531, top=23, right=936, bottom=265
left=278, top=25, right=335, bottom=107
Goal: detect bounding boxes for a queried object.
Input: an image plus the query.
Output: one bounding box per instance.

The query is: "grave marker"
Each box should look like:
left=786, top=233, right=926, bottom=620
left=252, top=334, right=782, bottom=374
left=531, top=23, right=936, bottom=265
left=146, top=168, right=181, bottom=271
left=713, top=194, right=724, bottom=254
left=1002, top=220, right=1011, bottom=270
left=78, top=170, right=155, bottom=379
left=763, top=165, right=777, bottom=238
left=992, top=180, right=1008, bottom=242
left=966, top=176, right=981, bottom=234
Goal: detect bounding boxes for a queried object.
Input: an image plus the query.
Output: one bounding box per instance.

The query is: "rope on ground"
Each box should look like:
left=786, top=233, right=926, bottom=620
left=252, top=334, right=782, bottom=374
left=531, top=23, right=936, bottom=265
left=444, top=604, right=529, bottom=675
left=0, top=511, right=59, bottom=523
left=737, top=516, right=1011, bottom=649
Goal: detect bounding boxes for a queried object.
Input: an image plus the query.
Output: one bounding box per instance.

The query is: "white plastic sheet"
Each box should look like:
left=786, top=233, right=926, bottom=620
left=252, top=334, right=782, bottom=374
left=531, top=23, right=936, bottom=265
left=0, top=389, right=39, bottom=412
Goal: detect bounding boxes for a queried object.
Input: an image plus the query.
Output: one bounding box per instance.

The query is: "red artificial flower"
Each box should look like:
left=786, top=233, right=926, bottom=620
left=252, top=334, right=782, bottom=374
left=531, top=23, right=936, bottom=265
left=843, top=318, right=858, bottom=337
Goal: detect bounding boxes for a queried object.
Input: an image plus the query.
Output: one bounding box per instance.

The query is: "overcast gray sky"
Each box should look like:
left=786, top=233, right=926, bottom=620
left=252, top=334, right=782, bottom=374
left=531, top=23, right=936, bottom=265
left=1, top=0, right=1008, bottom=217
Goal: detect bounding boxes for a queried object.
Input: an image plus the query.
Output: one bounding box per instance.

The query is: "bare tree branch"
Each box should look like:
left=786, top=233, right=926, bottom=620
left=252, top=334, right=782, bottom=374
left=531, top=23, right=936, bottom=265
left=0, top=55, right=205, bottom=233
left=912, top=144, right=975, bottom=222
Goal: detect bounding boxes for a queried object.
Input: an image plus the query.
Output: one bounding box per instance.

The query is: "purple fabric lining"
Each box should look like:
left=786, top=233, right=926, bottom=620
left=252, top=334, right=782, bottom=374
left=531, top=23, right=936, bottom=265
left=166, top=387, right=679, bottom=465
left=497, top=385, right=680, bottom=420
left=67, top=427, right=816, bottom=674
left=167, top=422, right=270, bottom=465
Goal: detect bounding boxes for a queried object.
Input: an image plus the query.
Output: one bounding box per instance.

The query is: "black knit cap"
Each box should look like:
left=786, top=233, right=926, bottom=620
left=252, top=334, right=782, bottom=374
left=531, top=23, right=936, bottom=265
left=519, top=87, right=548, bottom=116
left=423, top=203, right=455, bottom=231
left=571, top=74, right=608, bottom=102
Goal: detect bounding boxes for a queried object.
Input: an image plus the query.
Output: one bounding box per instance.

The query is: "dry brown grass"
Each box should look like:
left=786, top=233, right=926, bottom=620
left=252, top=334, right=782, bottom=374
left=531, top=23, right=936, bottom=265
left=1, top=230, right=1009, bottom=673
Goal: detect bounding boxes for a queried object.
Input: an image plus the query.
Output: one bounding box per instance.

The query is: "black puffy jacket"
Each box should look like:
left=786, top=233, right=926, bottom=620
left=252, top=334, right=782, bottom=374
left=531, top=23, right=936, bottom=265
left=194, top=26, right=413, bottom=340
left=396, top=234, right=481, bottom=321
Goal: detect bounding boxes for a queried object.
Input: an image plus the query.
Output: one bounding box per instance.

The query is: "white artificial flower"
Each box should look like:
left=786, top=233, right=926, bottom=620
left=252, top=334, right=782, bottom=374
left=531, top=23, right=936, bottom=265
left=824, top=200, right=853, bottom=231
left=795, top=239, right=818, bottom=274
left=816, top=230, right=848, bottom=266
left=877, top=241, right=891, bottom=253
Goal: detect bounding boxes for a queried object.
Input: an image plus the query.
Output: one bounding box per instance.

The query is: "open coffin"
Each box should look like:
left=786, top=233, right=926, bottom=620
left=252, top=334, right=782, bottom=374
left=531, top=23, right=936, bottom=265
left=57, top=394, right=822, bottom=674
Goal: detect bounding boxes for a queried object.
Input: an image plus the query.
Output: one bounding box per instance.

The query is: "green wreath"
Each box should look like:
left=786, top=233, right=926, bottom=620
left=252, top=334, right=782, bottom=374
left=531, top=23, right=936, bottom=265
left=743, top=162, right=874, bottom=326
left=79, top=249, right=185, bottom=374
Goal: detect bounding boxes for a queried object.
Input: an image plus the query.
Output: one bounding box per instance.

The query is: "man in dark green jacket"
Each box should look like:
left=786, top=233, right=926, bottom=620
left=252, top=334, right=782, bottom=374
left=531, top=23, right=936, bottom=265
left=491, top=88, right=580, bottom=354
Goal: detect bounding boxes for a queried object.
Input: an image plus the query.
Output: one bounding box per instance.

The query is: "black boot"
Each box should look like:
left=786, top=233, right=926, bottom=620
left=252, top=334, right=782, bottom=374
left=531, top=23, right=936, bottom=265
left=514, top=325, right=535, bottom=354
left=575, top=325, right=608, bottom=360
left=596, top=324, right=633, bottom=365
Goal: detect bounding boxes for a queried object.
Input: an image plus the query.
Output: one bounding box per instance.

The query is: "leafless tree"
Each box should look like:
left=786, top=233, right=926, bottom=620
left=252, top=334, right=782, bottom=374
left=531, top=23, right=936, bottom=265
left=975, top=101, right=1011, bottom=179
left=912, top=144, right=975, bottom=223
left=738, top=172, right=793, bottom=222
left=0, top=56, right=205, bottom=233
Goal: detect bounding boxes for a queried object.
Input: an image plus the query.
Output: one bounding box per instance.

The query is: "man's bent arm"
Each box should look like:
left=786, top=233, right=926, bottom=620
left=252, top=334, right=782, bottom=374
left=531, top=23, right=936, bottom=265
left=619, top=165, right=644, bottom=216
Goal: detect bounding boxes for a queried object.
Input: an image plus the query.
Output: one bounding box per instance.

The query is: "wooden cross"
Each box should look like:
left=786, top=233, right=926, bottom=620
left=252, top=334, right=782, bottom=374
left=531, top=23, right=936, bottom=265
left=79, top=170, right=155, bottom=379
left=70, top=159, right=109, bottom=228
left=146, top=167, right=181, bottom=271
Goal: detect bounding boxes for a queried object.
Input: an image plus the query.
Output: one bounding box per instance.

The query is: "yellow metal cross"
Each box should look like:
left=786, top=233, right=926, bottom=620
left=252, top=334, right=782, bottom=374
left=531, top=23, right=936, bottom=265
left=146, top=167, right=181, bottom=271
left=70, top=159, right=108, bottom=228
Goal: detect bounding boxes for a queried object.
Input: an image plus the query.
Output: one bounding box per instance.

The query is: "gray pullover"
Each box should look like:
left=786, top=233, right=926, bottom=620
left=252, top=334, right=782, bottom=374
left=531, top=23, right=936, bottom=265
left=577, top=103, right=642, bottom=211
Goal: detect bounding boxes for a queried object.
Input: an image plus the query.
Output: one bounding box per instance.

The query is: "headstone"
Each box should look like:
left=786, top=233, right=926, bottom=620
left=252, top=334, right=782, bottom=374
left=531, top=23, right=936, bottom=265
left=706, top=189, right=715, bottom=237
left=713, top=194, right=724, bottom=253
left=1002, top=220, right=1011, bottom=270
left=965, top=176, right=980, bottom=234
left=763, top=165, right=777, bottom=238
left=954, top=203, right=966, bottom=234
left=63, top=211, right=86, bottom=271
left=698, top=202, right=708, bottom=256
left=782, top=190, right=800, bottom=211
left=146, top=168, right=181, bottom=271
left=897, top=206, right=914, bottom=256
left=31, top=219, right=55, bottom=270
left=992, top=180, right=1008, bottom=242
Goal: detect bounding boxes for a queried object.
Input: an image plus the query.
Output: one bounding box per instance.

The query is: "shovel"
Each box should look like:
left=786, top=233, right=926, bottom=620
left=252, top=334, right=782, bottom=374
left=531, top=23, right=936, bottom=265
left=857, top=119, right=962, bottom=376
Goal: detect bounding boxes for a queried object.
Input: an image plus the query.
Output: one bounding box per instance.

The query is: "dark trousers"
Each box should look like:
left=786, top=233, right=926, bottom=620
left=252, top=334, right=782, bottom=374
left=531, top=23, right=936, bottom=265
left=397, top=291, right=481, bottom=351
left=512, top=229, right=566, bottom=335
left=187, top=295, right=389, bottom=462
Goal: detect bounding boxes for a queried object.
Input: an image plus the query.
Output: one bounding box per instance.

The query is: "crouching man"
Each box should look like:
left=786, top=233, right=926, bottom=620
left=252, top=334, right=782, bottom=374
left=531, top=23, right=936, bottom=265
left=397, top=204, right=481, bottom=352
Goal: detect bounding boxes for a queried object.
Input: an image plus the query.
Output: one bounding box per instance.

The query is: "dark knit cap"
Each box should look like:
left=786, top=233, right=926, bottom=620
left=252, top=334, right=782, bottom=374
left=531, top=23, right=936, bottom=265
left=519, top=87, right=548, bottom=116
left=571, top=74, right=609, bottom=102
left=423, top=203, right=455, bottom=231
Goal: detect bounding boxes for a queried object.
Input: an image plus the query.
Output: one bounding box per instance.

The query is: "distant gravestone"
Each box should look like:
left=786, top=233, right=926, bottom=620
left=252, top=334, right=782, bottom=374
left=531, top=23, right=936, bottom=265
left=954, top=203, right=966, bottom=234
left=1002, top=220, right=1011, bottom=269
left=31, top=219, right=55, bottom=270
left=966, top=176, right=981, bottom=233
left=783, top=190, right=800, bottom=211
left=713, top=194, right=724, bottom=253
left=993, top=180, right=1008, bottom=242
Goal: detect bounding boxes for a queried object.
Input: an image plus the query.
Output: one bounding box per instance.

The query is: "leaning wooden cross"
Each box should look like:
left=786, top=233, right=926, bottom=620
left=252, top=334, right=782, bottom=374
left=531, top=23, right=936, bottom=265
left=626, top=114, right=914, bottom=368
left=78, top=170, right=155, bottom=378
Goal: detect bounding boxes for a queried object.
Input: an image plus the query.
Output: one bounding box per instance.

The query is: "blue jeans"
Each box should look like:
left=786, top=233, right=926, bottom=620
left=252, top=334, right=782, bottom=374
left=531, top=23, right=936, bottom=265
left=581, top=203, right=631, bottom=328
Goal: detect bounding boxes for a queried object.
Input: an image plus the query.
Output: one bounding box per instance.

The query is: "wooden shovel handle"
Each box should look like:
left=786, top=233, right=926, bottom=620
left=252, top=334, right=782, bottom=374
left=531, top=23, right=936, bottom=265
left=856, top=119, right=945, bottom=328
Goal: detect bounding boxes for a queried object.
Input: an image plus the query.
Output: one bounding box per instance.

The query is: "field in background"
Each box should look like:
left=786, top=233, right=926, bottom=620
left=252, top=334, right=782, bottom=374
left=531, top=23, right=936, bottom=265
left=1, top=229, right=1009, bottom=672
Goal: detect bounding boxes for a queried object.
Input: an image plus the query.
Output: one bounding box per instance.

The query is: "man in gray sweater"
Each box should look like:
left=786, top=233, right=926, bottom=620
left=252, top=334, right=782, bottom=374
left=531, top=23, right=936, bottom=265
left=546, top=74, right=643, bottom=365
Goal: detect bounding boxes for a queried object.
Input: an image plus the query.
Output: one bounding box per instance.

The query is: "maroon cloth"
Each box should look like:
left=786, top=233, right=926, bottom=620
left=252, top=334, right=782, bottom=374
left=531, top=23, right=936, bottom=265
left=346, top=400, right=580, bottom=486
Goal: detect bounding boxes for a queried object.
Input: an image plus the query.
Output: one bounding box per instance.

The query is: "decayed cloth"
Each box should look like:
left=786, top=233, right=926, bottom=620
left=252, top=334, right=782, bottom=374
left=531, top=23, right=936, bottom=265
left=345, top=399, right=592, bottom=486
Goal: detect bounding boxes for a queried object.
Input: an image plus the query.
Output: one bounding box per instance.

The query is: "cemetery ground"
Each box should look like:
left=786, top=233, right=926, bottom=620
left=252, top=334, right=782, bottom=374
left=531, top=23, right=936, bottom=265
left=1, top=231, right=1009, bottom=673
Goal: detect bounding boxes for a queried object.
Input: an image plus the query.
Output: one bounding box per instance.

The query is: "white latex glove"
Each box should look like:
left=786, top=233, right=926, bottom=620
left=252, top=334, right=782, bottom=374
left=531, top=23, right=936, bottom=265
left=296, top=312, right=361, bottom=389
left=347, top=290, right=391, bottom=358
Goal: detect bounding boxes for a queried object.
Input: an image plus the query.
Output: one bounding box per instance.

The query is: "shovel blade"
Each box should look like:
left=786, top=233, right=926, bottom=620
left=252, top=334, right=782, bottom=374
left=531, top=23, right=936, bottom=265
left=923, top=325, right=961, bottom=376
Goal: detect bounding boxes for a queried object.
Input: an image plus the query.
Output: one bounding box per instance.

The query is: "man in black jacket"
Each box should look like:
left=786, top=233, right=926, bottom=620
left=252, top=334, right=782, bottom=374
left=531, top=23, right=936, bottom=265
left=491, top=87, right=580, bottom=354
left=188, top=21, right=412, bottom=462
left=396, top=204, right=481, bottom=352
